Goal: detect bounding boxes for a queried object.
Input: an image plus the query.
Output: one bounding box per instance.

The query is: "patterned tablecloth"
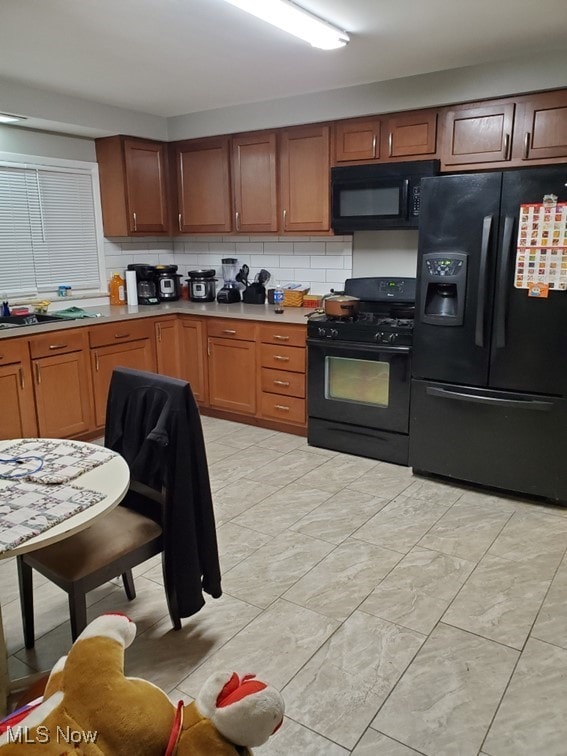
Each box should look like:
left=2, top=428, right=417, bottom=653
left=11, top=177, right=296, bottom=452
left=0, top=439, right=120, bottom=553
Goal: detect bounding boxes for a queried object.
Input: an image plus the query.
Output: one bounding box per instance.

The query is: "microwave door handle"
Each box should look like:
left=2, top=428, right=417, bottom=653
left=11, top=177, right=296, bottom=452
left=402, top=179, right=409, bottom=219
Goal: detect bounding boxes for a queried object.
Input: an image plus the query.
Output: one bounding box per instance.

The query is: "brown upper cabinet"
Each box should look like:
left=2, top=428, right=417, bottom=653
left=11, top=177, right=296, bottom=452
left=514, top=89, right=567, bottom=163
left=441, top=89, right=567, bottom=170
left=171, top=123, right=330, bottom=235
left=173, top=137, right=232, bottom=233
left=279, top=123, right=331, bottom=233
left=441, top=100, right=516, bottom=167
left=333, top=109, right=438, bottom=164
left=231, top=131, right=278, bottom=233
left=95, top=136, right=169, bottom=236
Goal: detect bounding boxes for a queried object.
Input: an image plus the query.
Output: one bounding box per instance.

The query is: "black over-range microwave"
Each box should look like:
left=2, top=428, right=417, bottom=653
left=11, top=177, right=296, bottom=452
left=331, top=160, right=439, bottom=232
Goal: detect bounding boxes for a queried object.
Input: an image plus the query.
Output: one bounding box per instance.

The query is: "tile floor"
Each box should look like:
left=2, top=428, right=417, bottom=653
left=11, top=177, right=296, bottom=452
left=2, top=416, right=567, bottom=755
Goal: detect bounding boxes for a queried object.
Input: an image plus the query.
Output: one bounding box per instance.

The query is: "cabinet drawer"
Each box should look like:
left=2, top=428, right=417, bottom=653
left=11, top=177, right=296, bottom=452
left=261, top=393, right=306, bottom=424
left=89, top=319, right=153, bottom=348
left=0, top=338, right=28, bottom=366
left=261, top=368, right=305, bottom=398
left=207, top=319, right=257, bottom=341
left=29, top=329, right=88, bottom=359
left=259, top=324, right=306, bottom=347
left=260, top=343, right=306, bottom=373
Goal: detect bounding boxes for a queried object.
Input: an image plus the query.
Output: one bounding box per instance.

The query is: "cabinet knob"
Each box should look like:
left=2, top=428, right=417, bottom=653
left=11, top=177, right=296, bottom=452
left=235, top=211, right=240, bottom=232
left=48, top=343, right=67, bottom=350
left=273, top=355, right=289, bottom=361
left=273, top=334, right=289, bottom=341
left=282, top=208, right=287, bottom=230
left=178, top=213, right=182, bottom=232
left=132, top=212, right=137, bottom=232
left=273, top=379, right=290, bottom=387
left=274, top=404, right=290, bottom=412
left=386, top=134, right=391, bottom=158
left=222, top=329, right=237, bottom=335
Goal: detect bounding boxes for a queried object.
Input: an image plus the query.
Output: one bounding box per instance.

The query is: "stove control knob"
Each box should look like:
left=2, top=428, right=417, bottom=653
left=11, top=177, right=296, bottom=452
left=388, top=333, right=397, bottom=344
left=330, top=328, right=339, bottom=338
left=374, top=331, right=384, bottom=343
left=317, top=327, right=327, bottom=338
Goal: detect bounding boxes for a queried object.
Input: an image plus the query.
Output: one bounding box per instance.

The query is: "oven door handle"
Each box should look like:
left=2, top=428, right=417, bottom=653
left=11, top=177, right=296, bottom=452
left=307, top=338, right=411, bottom=355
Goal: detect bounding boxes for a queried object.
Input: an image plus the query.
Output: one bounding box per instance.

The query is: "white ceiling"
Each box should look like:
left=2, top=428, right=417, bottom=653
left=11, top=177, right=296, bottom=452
left=1, top=0, right=566, bottom=119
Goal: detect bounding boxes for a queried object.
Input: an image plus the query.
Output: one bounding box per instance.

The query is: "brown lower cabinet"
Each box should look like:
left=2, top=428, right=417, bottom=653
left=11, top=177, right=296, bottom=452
left=0, top=312, right=307, bottom=441
left=89, top=319, right=156, bottom=427
left=155, top=317, right=181, bottom=378
left=207, top=319, right=257, bottom=415
left=178, top=317, right=207, bottom=403
left=258, top=324, right=306, bottom=428
left=29, top=330, right=94, bottom=438
left=0, top=338, right=37, bottom=440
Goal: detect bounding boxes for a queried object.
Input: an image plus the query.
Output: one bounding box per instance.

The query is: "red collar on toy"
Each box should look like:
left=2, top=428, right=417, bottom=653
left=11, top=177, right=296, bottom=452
left=164, top=701, right=184, bottom=756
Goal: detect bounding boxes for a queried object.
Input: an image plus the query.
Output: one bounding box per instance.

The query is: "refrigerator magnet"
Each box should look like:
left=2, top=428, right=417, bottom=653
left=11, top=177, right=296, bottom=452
left=527, top=282, right=549, bottom=298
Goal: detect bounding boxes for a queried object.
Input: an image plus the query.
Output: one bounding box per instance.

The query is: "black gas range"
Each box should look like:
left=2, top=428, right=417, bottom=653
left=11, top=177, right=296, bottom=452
left=307, top=277, right=416, bottom=465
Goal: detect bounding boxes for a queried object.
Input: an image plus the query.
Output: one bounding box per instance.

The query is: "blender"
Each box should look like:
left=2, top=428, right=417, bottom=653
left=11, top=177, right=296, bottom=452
left=216, top=258, right=241, bottom=303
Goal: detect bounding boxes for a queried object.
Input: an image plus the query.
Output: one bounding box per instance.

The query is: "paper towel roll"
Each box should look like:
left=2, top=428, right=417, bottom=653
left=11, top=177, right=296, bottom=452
left=125, top=269, right=138, bottom=306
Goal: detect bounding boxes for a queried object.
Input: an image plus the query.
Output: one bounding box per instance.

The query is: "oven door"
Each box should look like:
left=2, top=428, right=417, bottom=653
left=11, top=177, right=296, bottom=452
left=307, top=339, right=411, bottom=433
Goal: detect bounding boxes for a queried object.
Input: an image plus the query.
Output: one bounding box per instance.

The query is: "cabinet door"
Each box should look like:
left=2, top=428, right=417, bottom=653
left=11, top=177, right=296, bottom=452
left=280, top=124, right=330, bottom=233
left=333, top=118, right=381, bottom=163
left=123, top=139, right=169, bottom=233
left=232, top=132, right=278, bottom=233
left=208, top=337, right=256, bottom=415
left=179, top=318, right=207, bottom=403
left=517, top=90, right=567, bottom=162
left=0, top=362, right=37, bottom=439
left=91, top=340, right=156, bottom=427
left=383, top=109, right=438, bottom=159
left=33, top=351, right=94, bottom=438
left=441, top=102, right=515, bottom=166
left=176, top=138, right=232, bottom=233
left=155, top=318, right=181, bottom=378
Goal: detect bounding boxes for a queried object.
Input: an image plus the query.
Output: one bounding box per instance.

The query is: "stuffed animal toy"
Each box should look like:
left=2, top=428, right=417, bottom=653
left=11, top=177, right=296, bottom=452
left=0, top=613, right=284, bottom=754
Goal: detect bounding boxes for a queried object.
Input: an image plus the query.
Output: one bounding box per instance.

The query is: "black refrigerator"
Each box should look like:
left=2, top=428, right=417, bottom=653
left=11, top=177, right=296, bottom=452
left=410, top=165, right=567, bottom=503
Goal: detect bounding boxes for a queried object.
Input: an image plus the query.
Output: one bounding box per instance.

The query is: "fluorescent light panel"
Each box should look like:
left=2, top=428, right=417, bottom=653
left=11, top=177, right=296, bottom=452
left=0, top=113, right=27, bottom=124
left=223, top=0, right=349, bottom=50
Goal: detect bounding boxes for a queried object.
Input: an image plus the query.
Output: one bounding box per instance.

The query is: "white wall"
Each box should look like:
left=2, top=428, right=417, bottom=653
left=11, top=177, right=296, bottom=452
left=0, top=124, right=96, bottom=161
left=1, top=49, right=566, bottom=141
left=167, top=49, right=567, bottom=140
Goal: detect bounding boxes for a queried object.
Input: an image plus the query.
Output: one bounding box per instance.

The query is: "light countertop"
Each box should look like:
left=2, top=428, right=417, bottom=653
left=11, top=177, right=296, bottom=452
left=0, top=300, right=313, bottom=340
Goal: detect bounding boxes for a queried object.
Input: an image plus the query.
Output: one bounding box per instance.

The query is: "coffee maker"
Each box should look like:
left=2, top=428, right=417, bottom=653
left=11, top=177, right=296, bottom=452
left=216, top=258, right=241, bottom=304
left=127, top=264, right=160, bottom=305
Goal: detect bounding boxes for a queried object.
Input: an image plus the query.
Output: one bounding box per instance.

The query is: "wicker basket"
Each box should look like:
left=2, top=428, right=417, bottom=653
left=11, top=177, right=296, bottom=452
left=283, top=288, right=309, bottom=307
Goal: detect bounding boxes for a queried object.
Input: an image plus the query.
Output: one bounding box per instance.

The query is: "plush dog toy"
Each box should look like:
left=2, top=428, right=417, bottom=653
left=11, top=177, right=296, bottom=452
left=0, top=613, right=284, bottom=754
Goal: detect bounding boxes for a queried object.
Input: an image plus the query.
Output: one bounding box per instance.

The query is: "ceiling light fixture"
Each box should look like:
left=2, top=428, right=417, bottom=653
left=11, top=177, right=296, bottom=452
left=222, top=0, right=349, bottom=50
left=0, top=113, right=27, bottom=124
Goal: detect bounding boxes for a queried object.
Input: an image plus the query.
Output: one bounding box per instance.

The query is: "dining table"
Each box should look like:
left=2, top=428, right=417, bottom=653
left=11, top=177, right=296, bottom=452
left=0, top=438, right=130, bottom=716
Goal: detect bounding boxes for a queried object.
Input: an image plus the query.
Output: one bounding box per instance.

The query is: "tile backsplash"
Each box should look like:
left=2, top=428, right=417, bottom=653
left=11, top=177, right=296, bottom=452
left=104, top=235, right=353, bottom=295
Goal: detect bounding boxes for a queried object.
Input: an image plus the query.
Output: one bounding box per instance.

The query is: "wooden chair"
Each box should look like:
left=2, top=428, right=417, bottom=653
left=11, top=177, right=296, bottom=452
left=17, top=483, right=169, bottom=648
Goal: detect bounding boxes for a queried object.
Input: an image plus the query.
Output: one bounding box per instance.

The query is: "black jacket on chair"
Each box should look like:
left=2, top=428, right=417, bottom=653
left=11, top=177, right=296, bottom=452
left=104, top=367, right=222, bottom=618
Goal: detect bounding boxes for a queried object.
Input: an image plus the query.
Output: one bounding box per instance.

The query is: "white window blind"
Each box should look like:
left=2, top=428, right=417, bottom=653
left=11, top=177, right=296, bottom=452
left=0, top=162, right=102, bottom=297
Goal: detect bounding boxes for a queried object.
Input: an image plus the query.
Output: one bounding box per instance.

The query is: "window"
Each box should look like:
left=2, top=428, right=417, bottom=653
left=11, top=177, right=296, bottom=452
left=0, top=153, right=105, bottom=298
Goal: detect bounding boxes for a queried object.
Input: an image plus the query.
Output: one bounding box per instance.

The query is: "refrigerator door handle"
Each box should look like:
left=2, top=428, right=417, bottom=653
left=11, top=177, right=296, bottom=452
left=494, top=215, right=514, bottom=349
left=475, top=215, right=493, bottom=347
left=426, top=386, right=553, bottom=411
